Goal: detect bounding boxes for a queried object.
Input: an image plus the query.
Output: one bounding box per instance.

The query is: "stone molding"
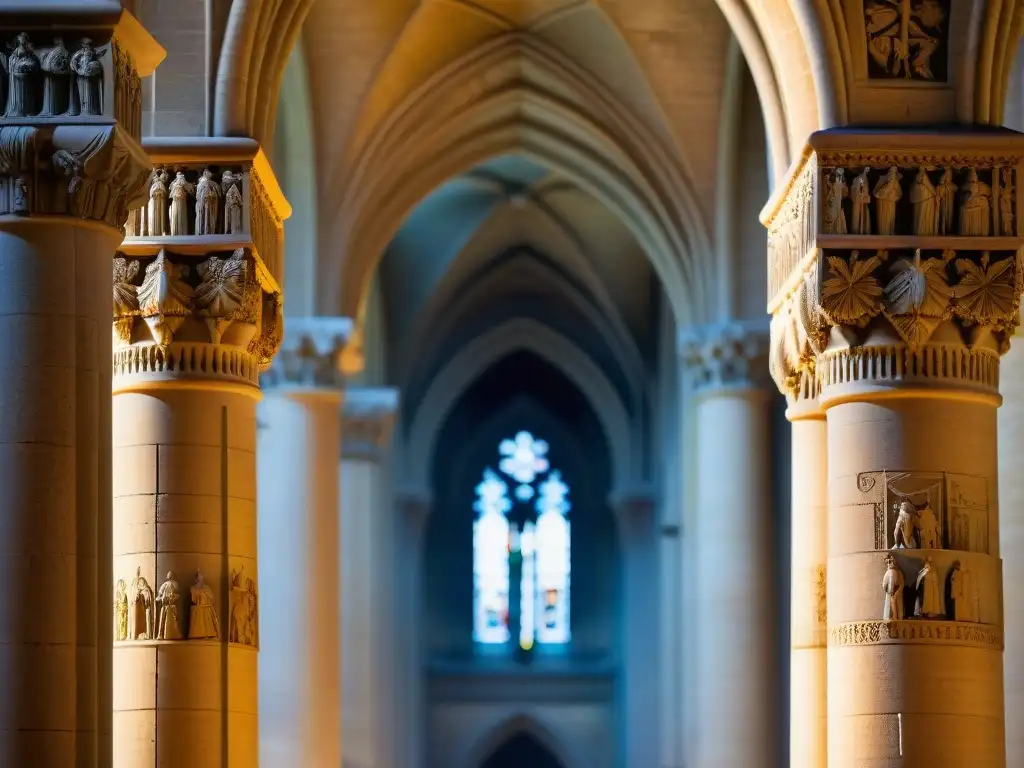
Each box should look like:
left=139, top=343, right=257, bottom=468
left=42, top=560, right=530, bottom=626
left=829, top=619, right=1003, bottom=650
left=679, top=322, right=770, bottom=390
left=111, top=246, right=283, bottom=391
left=762, top=128, right=1024, bottom=403
left=342, top=386, right=399, bottom=462
left=260, top=316, right=353, bottom=391
left=124, top=137, right=290, bottom=284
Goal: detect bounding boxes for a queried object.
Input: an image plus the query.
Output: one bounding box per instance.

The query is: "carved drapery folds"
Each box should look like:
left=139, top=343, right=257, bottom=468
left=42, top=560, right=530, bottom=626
left=680, top=323, right=769, bottom=390
left=764, top=130, right=1024, bottom=402
left=123, top=139, right=289, bottom=283
left=111, top=246, right=282, bottom=388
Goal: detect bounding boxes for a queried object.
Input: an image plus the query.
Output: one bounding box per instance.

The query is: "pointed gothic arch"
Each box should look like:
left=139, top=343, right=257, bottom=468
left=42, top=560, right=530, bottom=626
left=464, top=714, right=576, bottom=768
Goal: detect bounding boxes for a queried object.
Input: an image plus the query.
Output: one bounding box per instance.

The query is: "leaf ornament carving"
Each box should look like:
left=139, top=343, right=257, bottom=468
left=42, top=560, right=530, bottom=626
left=882, top=249, right=952, bottom=348
left=953, top=253, right=1019, bottom=329
left=195, top=250, right=248, bottom=316
left=137, top=251, right=194, bottom=346
left=820, top=251, right=884, bottom=327
left=112, top=257, right=140, bottom=346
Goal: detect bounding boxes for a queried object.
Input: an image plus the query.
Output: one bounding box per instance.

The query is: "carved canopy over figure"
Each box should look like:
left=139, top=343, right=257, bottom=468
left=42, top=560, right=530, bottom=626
left=156, top=571, right=183, bottom=640
left=129, top=567, right=154, bottom=640
left=873, top=166, right=903, bottom=235
left=850, top=167, right=872, bottom=234
left=914, top=557, right=942, bottom=618
left=882, top=555, right=904, bottom=621
left=189, top=571, right=220, bottom=640
left=195, top=168, right=221, bottom=235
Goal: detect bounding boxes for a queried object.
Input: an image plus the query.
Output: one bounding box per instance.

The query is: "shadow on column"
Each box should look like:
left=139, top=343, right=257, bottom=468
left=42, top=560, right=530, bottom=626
left=481, top=732, right=565, bottom=768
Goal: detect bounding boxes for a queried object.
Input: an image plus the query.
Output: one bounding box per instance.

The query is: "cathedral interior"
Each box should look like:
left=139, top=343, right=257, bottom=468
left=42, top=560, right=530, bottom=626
left=4, top=0, right=1024, bottom=767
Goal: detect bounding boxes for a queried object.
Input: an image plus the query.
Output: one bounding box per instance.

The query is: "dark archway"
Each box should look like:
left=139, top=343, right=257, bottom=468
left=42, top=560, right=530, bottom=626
left=481, top=731, right=565, bottom=768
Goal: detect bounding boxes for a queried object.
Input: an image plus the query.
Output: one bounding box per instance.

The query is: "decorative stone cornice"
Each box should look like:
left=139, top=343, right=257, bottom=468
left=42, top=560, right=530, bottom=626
left=260, top=316, right=353, bottom=391
left=678, top=322, right=770, bottom=390
left=763, top=128, right=1024, bottom=404
left=342, top=386, right=399, bottom=462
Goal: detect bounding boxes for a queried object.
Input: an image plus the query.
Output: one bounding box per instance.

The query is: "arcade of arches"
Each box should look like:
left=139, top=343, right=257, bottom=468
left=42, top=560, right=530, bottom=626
left=7, top=1, right=1024, bottom=767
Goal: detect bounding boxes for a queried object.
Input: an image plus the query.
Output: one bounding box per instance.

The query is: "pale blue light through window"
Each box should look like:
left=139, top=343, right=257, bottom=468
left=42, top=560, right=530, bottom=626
left=473, top=432, right=571, bottom=648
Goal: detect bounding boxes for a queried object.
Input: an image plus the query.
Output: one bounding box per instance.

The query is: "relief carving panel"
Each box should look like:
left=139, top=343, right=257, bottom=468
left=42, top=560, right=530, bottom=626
left=864, top=0, right=952, bottom=82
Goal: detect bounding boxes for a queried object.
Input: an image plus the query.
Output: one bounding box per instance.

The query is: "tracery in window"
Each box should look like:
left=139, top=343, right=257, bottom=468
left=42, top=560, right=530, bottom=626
left=473, top=432, right=570, bottom=649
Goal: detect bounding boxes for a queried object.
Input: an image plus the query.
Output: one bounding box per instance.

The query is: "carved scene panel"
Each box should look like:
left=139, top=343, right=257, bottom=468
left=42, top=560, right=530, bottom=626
left=863, top=0, right=953, bottom=83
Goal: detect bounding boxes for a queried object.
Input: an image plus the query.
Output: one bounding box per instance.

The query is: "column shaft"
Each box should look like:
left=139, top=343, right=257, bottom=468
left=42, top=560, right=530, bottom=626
left=112, top=389, right=259, bottom=767
left=826, top=396, right=1004, bottom=767
left=692, top=388, right=775, bottom=767
left=789, top=404, right=828, bottom=768
left=258, top=392, right=342, bottom=767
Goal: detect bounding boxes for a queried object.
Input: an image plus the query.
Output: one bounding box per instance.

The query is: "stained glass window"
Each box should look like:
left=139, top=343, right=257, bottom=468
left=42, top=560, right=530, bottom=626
left=473, top=432, right=571, bottom=649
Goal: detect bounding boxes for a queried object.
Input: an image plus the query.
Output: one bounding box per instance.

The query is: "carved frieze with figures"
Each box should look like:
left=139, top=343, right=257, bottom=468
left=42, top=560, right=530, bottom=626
left=864, top=0, right=952, bottom=83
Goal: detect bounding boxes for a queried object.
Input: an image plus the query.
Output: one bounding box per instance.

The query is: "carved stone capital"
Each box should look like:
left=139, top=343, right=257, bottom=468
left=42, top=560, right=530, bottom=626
left=342, top=386, right=399, bottom=462
left=763, top=129, right=1024, bottom=403
left=111, top=245, right=283, bottom=392
left=261, top=316, right=353, bottom=391
left=679, top=322, right=769, bottom=390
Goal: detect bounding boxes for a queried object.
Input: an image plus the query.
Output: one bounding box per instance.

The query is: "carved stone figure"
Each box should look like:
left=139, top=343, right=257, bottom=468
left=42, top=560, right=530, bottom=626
left=12, top=175, right=28, bottom=215
left=113, top=579, right=129, bottom=641
left=873, top=166, right=903, bottom=235
left=961, top=561, right=981, bottom=622
left=188, top=571, right=220, bottom=640
left=914, top=557, right=942, bottom=618
left=910, top=168, right=938, bottom=236
left=1000, top=167, right=1015, bottom=236
left=959, top=168, right=992, bottom=237
left=229, top=565, right=258, bottom=646
left=71, top=38, right=103, bottom=116
left=823, top=168, right=848, bottom=234
left=882, top=554, right=904, bottom=621
left=129, top=567, right=154, bottom=640
left=6, top=33, right=40, bottom=118
left=917, top=502, right=940, bottom=549
left=169, top=172, right=195, bottom=235
left=40, top=37, right=71, bottom=116
left=195, top=168, right=221, bottom=235
left=156, top=572, right=183, bottom=640
left=850, top=167, right=872, bottom=234
left=936, top=167, right=957, bottom=234
left=893, top=500, right=917, bottom=549
left=223, top=171, right=244, bottom=234
left=147, top=170, right=169, bottom=236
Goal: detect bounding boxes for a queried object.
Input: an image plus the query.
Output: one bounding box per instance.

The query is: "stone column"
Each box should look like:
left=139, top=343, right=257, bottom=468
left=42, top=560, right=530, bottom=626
left=999, top=335, right=1024, bottom=765
left=765, top=130, right=1022, bottom=767
left=111, top=139, right=288, bottom=768
left=0, top=9, right=161, bottom=766
left=787, top=399, right=828, bottom=768
left=394, top=490, right=431, bottom=768
left=681, top=325, right=776, bottom=768
left=256, top=317, right=352, bottom=768
left=340, top=387, right=398, bottom=768
left=611, top=492, right=659, bottom=767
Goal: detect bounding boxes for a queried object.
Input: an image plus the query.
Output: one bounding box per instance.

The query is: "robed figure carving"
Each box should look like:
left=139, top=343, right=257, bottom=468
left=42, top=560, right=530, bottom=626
left=195, top=169, right=221, bottom=235
left=228, top=566, right=258, bottom=646
left=951, top=561, right=981, bottom=622
left=189, top=571, right=220, bottom=640
left=71, top=39, right=103, bottom=117
left=40, top=37, right=70, bottom=116
left=147, top=170, right=169, bottom=237
left=223, top=171, right=244, bottom=235
left=910, top=168, right=938, bottom=236
left=959, top=169, right=992, bottom=236
left=936, top=168, right=957, bottom=235
left=882, top=555, right=905, bottom=621
left=156, top=572, right=183, bottom=640
left=1000, top=167, right=1015, bottom=236
left=850, top=167, right=872, bottom=234
left=113, top=579, right=129, bottom=641
left=893, top=501, right=918, bottom=549
left=129, top=567, right=154, bottom=640
left=6, top=33, right=40, bottom=118
left=917, top=503, right=940, bottom=549
left=914, top=557, right=942, bottom=618
left=823, top=169, right=848, bottom=234
left=874, top=166, right=903, bottom=236
left=169, top=172, right=195, bottom=236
